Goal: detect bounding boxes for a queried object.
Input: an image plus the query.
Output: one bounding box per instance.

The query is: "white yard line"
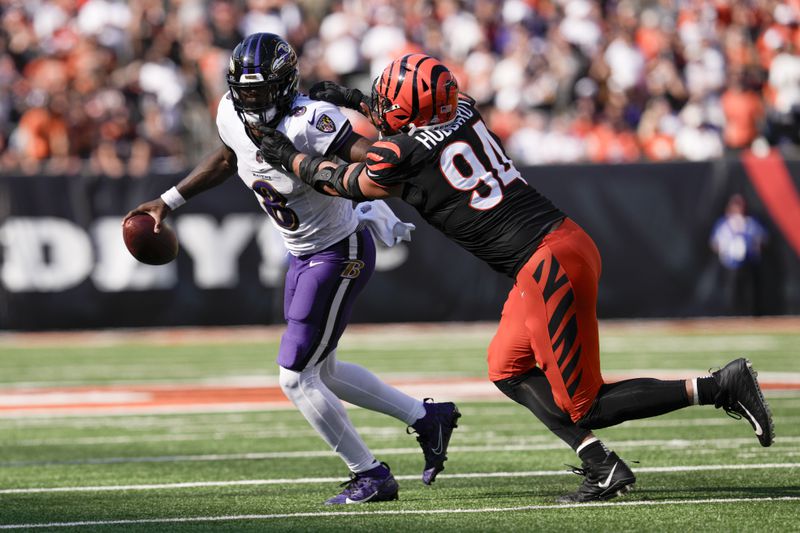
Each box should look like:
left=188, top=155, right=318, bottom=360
left=1, top=496, right=798, bottom=529
left=7, top=416, right=800, bottom=446
left=4, top=436, right=799, bottom=467
left=2, top=462, right=798, bottom=493
left=1, top=394, right=797, bottom=427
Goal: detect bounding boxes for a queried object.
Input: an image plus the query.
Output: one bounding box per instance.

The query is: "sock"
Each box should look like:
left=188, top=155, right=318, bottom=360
left=359, top=461, right=389, bottom=476
left=576, top=438, right=609, bottom=464
left=355, top=460, right=383, bottom=475
left=696, top=377, right=720, bottom=405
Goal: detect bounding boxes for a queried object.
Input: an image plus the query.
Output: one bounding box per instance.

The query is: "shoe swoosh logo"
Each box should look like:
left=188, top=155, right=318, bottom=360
left=737, top=401, right=763, bottom=436
left=431, top=426, right=444, bottom=455
left=345, top=490, right=377, bottom=504
left=309, top=261, right=324, bottom=267
left=597, top=462, right=618, bottom=489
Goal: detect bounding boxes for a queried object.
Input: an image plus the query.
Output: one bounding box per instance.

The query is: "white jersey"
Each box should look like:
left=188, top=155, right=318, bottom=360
left=216, top=93, right=359, bottom=256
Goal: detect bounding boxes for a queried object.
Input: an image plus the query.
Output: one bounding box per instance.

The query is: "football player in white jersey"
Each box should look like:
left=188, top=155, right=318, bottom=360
left=123, top=33, right=460, bottom=504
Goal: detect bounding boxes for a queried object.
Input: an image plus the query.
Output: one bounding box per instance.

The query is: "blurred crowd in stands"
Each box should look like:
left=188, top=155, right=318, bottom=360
left=2, top=0, right=800, bottom=176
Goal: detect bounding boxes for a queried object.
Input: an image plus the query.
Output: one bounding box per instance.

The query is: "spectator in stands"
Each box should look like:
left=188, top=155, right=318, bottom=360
left=14, top=91, right=70, bottom=175
left=603, top=28, right=645, bottom=95
left=637, top=96, right=679, bottom=161
left=765, top=40, right=800, bottom=146
left=643, top=50, right=688, bottom=110
left=585, top=114, right=640, bottom=163
left=675, top=102, right=724, bottom=161
left=2, top=0, right=800, bottom=173
left=360, top=5, right=407, bottom=81
left=721, top=71, right=764, bottom=150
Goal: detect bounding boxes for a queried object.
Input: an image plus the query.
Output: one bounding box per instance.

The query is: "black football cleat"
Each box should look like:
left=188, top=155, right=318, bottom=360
left=556, top=452, right=636, bottom=503
left=409, top=399, right=461, bottom=484
left=711, top=358, right=775, bottom=447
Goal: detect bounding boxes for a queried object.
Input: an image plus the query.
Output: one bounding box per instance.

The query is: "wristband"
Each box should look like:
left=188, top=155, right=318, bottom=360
left=160, top=186, right=186, bottom=210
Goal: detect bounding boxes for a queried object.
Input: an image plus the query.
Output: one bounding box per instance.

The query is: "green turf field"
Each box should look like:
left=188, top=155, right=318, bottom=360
left=1, top=322, right=799, bottom=531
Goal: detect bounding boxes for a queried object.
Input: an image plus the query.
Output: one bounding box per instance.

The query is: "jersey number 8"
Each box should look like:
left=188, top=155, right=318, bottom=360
left=253, top=180, right=300, bottom=231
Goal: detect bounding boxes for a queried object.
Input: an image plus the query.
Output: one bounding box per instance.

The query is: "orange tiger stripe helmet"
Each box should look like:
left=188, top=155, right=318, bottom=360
left=370, top=54, right=459, bottom=134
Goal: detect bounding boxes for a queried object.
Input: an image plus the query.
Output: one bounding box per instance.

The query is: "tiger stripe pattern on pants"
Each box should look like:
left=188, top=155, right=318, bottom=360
left=488, top=218, right=605, bottom=422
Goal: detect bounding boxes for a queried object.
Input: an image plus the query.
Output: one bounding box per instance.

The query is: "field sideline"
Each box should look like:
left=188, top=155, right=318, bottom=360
left=1, top=318, right=799, bottom=531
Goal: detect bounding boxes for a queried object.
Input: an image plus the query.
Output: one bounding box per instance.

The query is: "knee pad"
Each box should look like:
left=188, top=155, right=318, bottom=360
left=279, top=365, right=322, bottom=400
left=278, top=366, right=302, bottom=395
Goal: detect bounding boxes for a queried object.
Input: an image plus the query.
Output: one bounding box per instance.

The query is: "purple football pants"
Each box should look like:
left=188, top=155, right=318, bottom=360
left=277, top=228, right=375, bottom=371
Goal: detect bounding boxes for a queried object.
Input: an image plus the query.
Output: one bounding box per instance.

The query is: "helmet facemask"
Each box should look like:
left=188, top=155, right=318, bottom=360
left=226, top=33, right=299, bottom=146
left=229, top=71, right=298, bottom=142
left=369, top=78, right=404, bottom=136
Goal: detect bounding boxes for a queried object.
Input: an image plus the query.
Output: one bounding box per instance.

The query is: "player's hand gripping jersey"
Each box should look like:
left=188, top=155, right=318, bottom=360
left=364, top=96, right=564, bottom=277
left=217, top=92, right=358, bottom=255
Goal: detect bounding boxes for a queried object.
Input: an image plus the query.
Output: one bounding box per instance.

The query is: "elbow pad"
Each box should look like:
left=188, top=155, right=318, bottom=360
left=298, top=156, right=327, bottom=183
left=308, top=163, right=369, bottom=202
left=342, top=163, right=369, bottom=202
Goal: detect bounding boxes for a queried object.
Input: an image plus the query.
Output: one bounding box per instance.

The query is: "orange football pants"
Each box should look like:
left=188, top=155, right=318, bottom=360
left=488, top=218, right=604, bottom=422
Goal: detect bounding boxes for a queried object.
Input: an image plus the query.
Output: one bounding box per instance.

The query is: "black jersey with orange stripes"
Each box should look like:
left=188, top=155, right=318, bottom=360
left=365, top=96, right=565, bottom=277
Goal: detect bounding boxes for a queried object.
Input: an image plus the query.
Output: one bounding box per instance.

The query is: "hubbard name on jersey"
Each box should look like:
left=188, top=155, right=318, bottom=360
left=364, top=96, right=565, bottom=277
left=217, top=93, right=358, bottom=256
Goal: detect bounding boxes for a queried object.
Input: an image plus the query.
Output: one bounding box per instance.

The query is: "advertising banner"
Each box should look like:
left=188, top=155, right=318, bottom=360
left=2, top=156, right=798, bottom=330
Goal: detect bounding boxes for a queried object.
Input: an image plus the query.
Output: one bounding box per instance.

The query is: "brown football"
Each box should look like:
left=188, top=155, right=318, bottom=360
left=122, top=214, right=179, bottom=265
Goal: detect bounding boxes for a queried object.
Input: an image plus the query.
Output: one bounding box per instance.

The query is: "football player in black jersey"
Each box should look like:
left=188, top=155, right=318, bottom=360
left=258, top=53, right=775, bottom=503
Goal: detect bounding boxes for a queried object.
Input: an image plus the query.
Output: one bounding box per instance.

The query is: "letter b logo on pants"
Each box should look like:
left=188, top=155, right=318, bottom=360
left=341, top=260, right=365, bottom=279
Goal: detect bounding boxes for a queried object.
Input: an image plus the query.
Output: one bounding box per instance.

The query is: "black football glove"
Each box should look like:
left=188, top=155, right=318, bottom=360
left=309, top=81, right=367, bottom=110
left=257, top=127, right=299, bottom=172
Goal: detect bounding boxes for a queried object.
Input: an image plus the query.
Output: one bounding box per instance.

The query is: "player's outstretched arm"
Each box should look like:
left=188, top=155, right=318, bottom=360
left=123, top=143, right=237, bottom=233
left=258, top=127, right=396, bottom=201
left=333, top=133, right=373, bottom=164
left=293, top=155, right=393, bottom=200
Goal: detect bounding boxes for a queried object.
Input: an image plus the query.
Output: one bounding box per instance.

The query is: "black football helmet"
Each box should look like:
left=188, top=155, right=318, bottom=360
left=227, top=33, right=299, bottom=145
